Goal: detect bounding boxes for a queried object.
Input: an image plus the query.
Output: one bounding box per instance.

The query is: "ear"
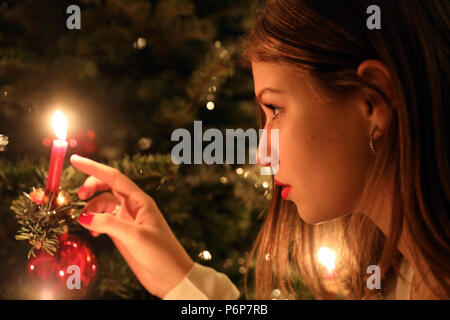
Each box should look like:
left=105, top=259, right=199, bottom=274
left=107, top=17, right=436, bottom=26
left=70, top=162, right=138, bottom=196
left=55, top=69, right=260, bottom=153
left=356, top=60, right=395, bottom=140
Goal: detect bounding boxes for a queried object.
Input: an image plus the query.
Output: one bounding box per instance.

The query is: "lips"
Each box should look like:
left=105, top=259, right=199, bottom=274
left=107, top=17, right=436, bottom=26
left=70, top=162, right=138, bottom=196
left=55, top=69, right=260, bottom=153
left=274, top=179, right=291, bottom=200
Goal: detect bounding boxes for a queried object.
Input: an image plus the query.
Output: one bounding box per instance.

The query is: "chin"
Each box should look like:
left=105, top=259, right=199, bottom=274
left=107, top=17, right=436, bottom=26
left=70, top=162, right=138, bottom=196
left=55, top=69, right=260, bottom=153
left=299, top=213, right=329, bottom=225
left=294, top=202, right=342, bottom=225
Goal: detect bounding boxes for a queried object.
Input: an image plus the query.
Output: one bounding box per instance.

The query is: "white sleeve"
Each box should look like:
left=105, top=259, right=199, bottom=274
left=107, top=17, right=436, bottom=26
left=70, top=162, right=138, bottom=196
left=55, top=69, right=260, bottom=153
left=162, top=262, right=241, bottom=300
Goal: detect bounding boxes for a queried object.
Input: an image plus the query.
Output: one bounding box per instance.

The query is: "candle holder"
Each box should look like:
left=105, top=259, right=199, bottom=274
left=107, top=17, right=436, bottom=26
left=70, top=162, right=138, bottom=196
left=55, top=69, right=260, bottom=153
left=42, top=190, right=60, bottom=209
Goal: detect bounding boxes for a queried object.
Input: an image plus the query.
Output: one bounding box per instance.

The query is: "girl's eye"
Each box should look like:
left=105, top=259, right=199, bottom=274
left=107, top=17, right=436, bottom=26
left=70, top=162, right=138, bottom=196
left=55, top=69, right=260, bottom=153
left=263, top=104, right=282, bottom=120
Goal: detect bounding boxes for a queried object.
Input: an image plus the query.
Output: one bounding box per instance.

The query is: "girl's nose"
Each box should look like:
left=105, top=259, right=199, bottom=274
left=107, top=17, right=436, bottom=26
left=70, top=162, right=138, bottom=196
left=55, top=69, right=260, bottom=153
left=257, top=127, right=273, bottom=167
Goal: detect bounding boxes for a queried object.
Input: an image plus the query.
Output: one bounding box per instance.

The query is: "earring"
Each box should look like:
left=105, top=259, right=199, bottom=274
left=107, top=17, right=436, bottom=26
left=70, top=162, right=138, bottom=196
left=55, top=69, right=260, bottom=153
left=370, top=125, right=378, bottom=154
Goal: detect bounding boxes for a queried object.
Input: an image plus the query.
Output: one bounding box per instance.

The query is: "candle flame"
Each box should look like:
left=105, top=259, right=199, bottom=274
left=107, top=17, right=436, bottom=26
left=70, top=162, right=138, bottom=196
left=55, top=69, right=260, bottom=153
left=318, top=246, right=336, bottom=274
left=52, top=110, right=67, bottom=140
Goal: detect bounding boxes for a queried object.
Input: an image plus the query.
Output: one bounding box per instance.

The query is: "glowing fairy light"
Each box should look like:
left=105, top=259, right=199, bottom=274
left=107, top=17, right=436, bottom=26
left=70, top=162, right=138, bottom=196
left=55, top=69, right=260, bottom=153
left=198, top=250, right=212, bottom=261
left=56, top=193, right=66, bottom=206
left=318, top=246, right=336, bottom=275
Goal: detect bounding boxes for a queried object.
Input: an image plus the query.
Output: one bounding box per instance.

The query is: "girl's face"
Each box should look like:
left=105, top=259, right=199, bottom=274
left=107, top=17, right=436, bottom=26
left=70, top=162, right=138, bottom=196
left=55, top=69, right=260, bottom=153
left=253, top=61, right=374, bottom=224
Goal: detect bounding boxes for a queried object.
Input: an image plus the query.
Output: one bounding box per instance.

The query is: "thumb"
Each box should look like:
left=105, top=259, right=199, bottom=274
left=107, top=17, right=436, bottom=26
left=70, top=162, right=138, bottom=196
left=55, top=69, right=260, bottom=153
left=78, top=212, right=135, bottom=241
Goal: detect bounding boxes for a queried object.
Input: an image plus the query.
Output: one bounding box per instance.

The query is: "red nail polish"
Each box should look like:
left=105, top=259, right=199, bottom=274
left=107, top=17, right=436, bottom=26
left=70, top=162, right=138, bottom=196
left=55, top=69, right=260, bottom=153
left=78, top=185, right=86, bottom=196
left=78, top=212, right=94, bottom=225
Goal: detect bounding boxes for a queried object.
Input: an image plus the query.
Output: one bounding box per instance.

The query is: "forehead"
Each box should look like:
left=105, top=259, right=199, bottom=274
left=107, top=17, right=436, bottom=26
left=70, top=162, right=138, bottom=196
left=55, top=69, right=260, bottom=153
left=252, top=61, right=290, bottom=82
left=251, top=61, right=306, bottom=93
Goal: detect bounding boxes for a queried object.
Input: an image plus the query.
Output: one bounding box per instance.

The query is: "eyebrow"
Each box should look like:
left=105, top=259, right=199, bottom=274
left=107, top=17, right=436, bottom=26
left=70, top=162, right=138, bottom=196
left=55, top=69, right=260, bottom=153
left=255, top=88, right=284, bottom=105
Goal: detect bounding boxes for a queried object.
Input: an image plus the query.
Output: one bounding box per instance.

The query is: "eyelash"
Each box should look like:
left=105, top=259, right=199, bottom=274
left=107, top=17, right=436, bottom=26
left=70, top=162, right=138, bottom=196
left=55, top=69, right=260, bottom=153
left=262, top=104, right=282, bottom=120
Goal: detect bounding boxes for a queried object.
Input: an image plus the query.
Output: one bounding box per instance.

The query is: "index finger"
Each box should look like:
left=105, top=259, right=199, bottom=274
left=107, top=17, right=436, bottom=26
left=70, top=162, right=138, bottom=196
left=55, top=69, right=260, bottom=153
left=78, top=176, right=111, bottom=200
left=70, top=154, right=144, bottom=197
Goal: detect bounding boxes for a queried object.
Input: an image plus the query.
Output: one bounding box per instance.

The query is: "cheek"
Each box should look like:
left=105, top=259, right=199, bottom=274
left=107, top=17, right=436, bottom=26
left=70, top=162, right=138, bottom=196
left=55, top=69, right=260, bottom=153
left=279, top=109, right=371, bottom=224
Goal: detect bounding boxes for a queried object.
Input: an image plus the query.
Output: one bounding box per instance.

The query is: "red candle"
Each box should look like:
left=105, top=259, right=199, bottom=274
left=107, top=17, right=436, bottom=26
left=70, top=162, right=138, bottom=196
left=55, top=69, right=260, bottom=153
left=45, top=111, right=68, bottom=194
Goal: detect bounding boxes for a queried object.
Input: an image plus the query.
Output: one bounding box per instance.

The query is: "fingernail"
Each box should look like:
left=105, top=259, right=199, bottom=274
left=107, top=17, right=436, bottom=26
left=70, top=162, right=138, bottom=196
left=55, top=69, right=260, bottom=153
left=78, top=212, right=94, bottom=225
left=77, top=185, right=87, bottom=197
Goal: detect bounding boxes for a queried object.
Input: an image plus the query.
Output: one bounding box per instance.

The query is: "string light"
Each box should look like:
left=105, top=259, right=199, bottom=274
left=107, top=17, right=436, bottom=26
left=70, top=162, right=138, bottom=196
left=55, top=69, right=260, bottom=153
left=318, top=246, right=336, bottom=275
left=219, top=49, right=228, bottom=59
left=271, top=289, right=281, bottom=298
left=86, top=130, right=95, bottom=139
left=224, top=258, right=233, bottom=269
left=133, top=37, right=147, bottom=49
left=198, top=250, right=212, bottom=261
left=42, top=137, right=51, bottom=147
left=138, top=137, right=152, bottom=150
left=56, top=194, right=66, bottom=206
left=206, top=101, right=215, bottom=110
left=69, top=138, right=78, bottom=148
left=236, top=168, right=243, bottom=175
left=0, top=134, right=8, bottom=151
left=219, top=176, right=227, bottom=184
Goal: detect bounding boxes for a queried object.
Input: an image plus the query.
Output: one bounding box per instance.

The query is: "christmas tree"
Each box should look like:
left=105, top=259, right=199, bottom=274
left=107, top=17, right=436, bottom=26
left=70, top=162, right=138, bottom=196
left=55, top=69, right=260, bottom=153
left=0, top=0, right=313, bottom=299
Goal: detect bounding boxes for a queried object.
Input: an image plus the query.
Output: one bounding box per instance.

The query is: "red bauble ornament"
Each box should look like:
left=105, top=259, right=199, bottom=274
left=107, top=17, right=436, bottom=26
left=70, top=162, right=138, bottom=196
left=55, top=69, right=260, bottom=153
left=28, top=233, right=97, bottom=299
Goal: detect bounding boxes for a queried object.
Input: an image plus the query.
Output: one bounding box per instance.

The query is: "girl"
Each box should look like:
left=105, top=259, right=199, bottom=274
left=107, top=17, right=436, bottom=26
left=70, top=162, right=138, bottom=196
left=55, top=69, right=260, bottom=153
left=71, top=0, right=449, bottom=300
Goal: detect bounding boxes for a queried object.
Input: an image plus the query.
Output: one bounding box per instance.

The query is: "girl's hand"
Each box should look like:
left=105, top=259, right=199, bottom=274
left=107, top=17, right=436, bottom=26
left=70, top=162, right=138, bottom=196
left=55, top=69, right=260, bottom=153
left=70, top=154, right=194, bottom=299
